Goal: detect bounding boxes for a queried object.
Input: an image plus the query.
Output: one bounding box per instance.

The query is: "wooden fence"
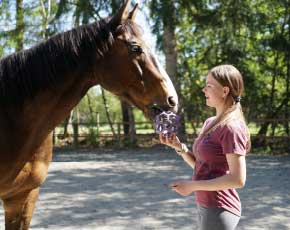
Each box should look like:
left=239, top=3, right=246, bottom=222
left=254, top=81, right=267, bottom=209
left=52, top=119, right=290, bottom=153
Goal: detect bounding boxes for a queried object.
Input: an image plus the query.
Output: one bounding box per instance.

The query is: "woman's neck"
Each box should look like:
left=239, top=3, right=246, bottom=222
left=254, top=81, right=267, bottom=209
left=215, top=105, right=225, bottom=117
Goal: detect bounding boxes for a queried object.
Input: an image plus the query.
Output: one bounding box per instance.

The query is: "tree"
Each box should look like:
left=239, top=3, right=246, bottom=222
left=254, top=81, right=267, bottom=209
left=1, top=0, right=289, bottom=151
left=15, top=0, right=24, bottom=51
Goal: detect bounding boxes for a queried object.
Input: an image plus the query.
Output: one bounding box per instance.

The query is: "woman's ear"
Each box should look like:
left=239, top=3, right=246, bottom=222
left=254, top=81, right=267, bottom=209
left=223, top=86, right=230, bottom=97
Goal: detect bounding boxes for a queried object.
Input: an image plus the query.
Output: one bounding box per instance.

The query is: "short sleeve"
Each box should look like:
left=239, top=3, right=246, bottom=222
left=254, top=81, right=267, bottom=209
left=219, top=122, right=248, bottom=156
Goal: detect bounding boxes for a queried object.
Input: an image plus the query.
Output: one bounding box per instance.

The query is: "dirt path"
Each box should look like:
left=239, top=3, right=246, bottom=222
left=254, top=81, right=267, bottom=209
left=1, top=147, right=289, bottom=229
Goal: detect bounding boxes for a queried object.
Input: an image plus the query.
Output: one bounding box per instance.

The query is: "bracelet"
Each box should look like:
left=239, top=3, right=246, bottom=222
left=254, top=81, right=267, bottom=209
left=175, top=143, right=189, bottom=156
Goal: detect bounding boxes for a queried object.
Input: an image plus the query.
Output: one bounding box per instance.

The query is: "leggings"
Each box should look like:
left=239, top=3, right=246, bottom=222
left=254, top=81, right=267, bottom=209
left=196, top=205, right=240, bottom=230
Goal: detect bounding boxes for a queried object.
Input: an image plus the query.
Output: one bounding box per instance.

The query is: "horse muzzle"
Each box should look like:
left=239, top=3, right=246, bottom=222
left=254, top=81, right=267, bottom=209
left=148, top=99, right=179, bottom=120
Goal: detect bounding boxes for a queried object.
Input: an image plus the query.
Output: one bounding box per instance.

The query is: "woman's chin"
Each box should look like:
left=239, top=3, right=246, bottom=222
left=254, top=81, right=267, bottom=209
left=206, top=101, right=215, bottom=108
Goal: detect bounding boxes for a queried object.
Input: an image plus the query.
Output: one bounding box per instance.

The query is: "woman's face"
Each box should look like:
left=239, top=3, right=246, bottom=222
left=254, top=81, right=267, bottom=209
left=202, top=74, right=228, bottom=109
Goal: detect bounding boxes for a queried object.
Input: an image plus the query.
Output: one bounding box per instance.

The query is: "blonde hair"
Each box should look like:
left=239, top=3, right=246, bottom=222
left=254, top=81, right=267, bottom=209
left=200, top=64, right=251, bottom=152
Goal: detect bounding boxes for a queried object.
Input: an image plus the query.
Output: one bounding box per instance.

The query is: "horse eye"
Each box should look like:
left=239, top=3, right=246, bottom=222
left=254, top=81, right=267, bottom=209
left=131, top=44, right=143, bottom=54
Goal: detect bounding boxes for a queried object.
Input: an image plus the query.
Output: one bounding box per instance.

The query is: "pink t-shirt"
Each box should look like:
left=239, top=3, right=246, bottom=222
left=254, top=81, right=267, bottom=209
left=192, top=117, right=248, bottom=217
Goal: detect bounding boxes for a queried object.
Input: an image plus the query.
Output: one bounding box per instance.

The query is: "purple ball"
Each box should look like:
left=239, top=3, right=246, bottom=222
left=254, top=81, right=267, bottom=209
left=154, top=111, right=180, bottom=135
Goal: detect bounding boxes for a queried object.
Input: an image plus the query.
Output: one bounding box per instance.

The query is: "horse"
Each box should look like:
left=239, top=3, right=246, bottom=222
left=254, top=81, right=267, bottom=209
left=0, top=1, right=178, bottom=229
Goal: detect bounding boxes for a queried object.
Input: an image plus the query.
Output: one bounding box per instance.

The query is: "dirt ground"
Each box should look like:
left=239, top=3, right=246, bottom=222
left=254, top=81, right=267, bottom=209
left=0, top=146, right=290, bottom=230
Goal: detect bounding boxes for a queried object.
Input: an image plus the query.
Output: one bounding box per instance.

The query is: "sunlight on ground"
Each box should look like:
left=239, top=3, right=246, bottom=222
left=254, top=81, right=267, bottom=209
left=0, top=148, right=290, bottom=230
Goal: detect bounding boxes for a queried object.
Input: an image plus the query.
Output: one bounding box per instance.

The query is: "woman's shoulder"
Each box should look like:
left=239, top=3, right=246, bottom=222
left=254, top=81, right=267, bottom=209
left=218, top=119, right=249, bottom=155
left=219, top=119, right=248, bottom=136
left=204, top=116, right=216, bottom=125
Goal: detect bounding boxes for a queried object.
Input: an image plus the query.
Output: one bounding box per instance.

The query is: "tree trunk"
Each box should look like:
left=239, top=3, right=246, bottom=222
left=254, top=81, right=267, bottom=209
left=269, top=52, right=279, bottom=137
left=162, top=12, right=186, bottom=138
left=74, top=0, right=91, bottom=26
left=270, top=52, right=278, bottom=110
left=86, top=93, right=94, bottom=123
left=63, top=112, right=72, bottom=138
left=74, top=0, right=81, bottom=27
left=285, top=2, right=290, bottom=136
left=15, top=0, right=24, bottom=51
left=286, top=52, right=290, bottom=137
left=128, top=105, right=137, bottom=145
left=110, top=0, right=121, bottom=14
left=72, top=106, right=79, bottom=148
left=101, top=88, right=116, bottom=137
left=121, top=100, right=137, bottom=145
left=39, top=0, right=52, bottom=39
left=121, top=100, right=130, bottom=135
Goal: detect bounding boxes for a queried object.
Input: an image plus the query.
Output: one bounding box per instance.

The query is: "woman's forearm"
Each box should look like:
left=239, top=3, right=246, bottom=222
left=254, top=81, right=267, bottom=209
left=181, top=151, right=196, bottom=169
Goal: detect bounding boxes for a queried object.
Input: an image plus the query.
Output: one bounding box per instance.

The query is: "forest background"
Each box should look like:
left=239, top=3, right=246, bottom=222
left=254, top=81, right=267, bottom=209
left=0, top=0, right=289, bottom=154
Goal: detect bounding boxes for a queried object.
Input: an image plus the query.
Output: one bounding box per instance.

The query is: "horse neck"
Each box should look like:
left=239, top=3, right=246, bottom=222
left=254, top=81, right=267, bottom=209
left=2, top=61, right=98, bottom=154
left=14, top=21, right=114, bottom=123
left=0, top=22, right=118, bottom=161
left=29, top=20, right=113, bottom=126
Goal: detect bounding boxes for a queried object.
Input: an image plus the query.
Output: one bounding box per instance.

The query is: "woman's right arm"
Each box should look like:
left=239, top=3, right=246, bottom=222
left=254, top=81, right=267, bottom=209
left=180, top=151, right=196, bottom=169
left=159, top=133, right=196, bottom=169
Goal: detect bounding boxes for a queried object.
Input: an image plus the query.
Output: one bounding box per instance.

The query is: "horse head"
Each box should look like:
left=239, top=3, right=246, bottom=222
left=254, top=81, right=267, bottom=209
left=96, top=0, right=178, bottom=119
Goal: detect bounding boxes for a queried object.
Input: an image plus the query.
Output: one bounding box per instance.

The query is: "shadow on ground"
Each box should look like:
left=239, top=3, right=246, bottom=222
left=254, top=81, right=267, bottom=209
left=0, top=146, right=289, bottom=230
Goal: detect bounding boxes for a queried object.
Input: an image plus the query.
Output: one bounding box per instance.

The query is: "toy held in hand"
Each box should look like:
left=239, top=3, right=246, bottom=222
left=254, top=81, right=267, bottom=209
left=154, top=111, right=180, bottom=135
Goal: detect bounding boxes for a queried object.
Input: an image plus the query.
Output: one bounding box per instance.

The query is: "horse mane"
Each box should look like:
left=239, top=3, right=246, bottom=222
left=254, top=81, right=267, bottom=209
left=0, top=17, right=142, bottom=106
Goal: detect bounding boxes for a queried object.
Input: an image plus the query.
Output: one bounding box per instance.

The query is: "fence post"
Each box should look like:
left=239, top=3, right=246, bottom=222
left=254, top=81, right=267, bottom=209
left=96, top=112, right=100, bottom=136
left=52, top=129, right=56, bottom=145
left=73, top=123, right=78, bottom=148
left=118, top=122, right=121, bottom=147
left=72, top=107, right=79, bottom=148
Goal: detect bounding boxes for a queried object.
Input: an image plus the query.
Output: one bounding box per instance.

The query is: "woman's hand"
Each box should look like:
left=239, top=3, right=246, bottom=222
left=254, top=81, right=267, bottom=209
left=170, top=181, right=195, bottom=196
left=159, top=133, right=182, bottom=151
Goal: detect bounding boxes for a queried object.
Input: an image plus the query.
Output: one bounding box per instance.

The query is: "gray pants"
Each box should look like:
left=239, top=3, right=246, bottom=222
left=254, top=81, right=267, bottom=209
left=196, top=205, right=240, bottom=230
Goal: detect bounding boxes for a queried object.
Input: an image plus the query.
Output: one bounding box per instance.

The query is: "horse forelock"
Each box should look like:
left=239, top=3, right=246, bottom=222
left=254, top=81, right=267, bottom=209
left=116, top=20, right=144, bottom=39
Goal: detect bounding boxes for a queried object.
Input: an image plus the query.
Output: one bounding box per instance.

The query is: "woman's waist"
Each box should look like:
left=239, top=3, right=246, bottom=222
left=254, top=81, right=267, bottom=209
left=193, top=168, right=227, bottom=180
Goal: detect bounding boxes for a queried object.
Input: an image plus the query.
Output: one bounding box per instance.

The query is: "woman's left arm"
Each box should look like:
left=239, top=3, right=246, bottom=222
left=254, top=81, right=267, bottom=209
left=171, top=154, right=246, bottom=196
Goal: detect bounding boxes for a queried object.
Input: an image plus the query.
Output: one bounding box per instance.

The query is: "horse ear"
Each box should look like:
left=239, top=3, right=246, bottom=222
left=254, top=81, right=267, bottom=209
left=128, top=4, right=138, bottom=21
left=111, top=0, right=131, bottom=27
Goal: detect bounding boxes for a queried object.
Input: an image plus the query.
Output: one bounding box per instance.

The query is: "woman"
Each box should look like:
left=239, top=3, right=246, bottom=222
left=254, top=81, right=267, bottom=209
left=160, top=64, right=251, bottom=230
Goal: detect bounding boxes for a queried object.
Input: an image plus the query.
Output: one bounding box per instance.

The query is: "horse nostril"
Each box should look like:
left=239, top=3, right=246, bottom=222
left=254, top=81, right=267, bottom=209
left=167, top=96, right=177, bottom=107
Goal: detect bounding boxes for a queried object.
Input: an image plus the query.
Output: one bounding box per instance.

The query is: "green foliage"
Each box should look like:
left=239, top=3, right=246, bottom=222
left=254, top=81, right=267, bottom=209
left=77, top=87, right=122, bottom=124
left=147, top=0, right=289, bottom=153
left=0, top=0, right=289, bottom=152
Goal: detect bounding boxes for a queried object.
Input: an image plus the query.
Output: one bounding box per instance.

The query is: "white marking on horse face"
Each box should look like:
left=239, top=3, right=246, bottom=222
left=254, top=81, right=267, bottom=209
left=149, top=50, right=178, bottom=107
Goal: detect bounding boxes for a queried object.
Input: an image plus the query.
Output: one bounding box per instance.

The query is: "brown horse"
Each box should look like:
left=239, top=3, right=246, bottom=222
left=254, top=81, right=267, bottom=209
left=0, top=1, right=178, bottom=229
